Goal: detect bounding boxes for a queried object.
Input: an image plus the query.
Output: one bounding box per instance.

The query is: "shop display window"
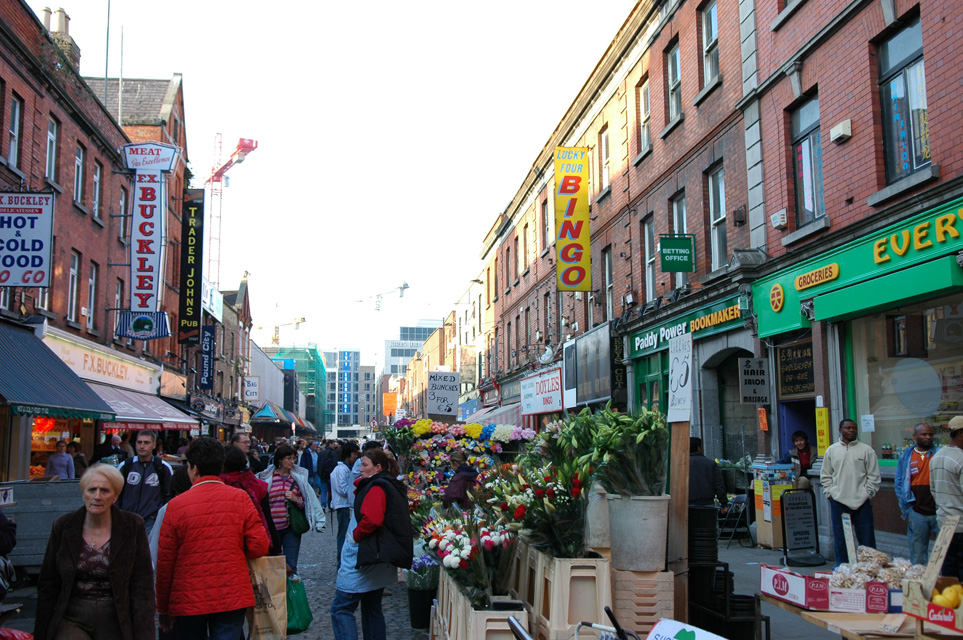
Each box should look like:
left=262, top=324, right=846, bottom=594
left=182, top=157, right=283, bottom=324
left=30, top=417, right=82, bottom=478
left=851, top=293, right=963, bottom=460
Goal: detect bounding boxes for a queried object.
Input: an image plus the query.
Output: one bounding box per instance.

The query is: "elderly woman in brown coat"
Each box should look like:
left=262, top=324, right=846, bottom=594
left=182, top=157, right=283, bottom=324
left=35, top=463, right=155, bottom=640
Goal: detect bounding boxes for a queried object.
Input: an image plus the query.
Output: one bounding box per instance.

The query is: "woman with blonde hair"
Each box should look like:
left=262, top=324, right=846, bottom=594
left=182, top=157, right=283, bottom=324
left=35, top=463, right=155, bottom=639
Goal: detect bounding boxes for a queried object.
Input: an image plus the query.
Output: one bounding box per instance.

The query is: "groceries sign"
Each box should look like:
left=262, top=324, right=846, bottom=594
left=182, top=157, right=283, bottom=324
left=554, top=147, right=591, bottom=292
left=0, top=192, right=54, bottom=287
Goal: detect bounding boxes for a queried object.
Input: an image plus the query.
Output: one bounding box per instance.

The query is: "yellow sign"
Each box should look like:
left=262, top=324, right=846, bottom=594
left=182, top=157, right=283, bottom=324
left=769, top=283, right=784, bottom=312
left=815, top=407, right=830, bottom=456
left=554, top=147, right=591, bottom=292
left=794, top=263, right=840, bottom=291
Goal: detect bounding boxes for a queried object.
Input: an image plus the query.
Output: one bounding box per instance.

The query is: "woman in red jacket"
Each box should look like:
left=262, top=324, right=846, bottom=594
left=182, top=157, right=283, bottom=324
left=156, top=437, right=270, bottom=639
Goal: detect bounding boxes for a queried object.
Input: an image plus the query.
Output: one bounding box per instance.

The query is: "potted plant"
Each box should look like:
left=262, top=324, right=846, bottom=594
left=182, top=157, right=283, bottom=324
left=405, top=554, right=440, bottom=629
left=579, top=403, right=670, bottom=571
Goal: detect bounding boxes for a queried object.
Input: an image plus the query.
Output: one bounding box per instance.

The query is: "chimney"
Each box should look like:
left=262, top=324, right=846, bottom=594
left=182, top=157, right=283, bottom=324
left=48, top=7, right=81, bottom=70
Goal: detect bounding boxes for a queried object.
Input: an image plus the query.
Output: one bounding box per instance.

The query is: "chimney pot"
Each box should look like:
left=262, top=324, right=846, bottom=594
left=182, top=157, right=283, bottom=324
left=42, top=7, right=51, bottom=30
left=54, top=8, right=69, bottom=34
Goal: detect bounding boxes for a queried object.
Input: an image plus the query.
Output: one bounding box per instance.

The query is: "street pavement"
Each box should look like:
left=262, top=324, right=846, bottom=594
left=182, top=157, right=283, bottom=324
left=0, top=522, right=839, bottom=639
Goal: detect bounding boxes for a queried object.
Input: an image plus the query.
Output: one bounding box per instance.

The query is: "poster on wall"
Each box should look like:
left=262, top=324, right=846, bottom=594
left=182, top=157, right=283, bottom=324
left=0, top=191, right=54, bottom=287
left=667, top=333, right=693, bottom=422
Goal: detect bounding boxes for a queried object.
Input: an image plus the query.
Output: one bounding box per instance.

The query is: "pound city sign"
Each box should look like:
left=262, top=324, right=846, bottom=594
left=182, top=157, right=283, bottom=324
left=0, top=192, right=54, bottom=287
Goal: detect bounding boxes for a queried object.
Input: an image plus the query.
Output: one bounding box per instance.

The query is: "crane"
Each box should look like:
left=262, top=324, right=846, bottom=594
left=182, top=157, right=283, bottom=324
left=356, top=282, right=409, bottom=311
left=256, top=317, right=307, bottom=346
left=205, top=135, right=258, bottom=288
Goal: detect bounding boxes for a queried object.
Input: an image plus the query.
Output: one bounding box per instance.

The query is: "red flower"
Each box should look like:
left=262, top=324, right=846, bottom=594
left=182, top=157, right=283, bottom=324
left=460, top=558, right=469, bottom=569
left=572, top=477, right=582, bottom=489
left=546, top=488, right=556, bottom=498
left=571, top=487, right=582, bottom=498
left=544, top=476, right=552, bottom=482
left=534, top=489, right=545, bottom=499
left=514, top=505, right=527, bottom=520
left=500, top=501, right=509, bottom=511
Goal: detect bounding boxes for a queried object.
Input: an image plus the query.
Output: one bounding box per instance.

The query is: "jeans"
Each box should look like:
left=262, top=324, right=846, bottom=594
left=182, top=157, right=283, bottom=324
left=320, top=481, right=332, bottom=509
left=310, top=474, right=322, bottom=495
left=279, top=527, right=303, bottom=574
left=943, top=532, right=963, bottom=580
left=330, top=588, right=386, bottom=640
left=828, top=497, right=876, bottom=565
left=174, top=607, right=246, bottom=640
left=143, top=516, right=156, bottom=537
left=336, top=508, right=351, bottom=568
left=907, top=509, right=939, bottom=565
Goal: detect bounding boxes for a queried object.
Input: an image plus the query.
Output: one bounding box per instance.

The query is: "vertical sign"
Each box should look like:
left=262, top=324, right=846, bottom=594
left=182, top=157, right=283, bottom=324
left=178, top=189, right=204, bottom=344
left=244, top=377, right=259, bottom=403
left=815, top=407, right=830, bottom=456
left=199, top=325, right=215, bottom=390
left=667, top=333, right=693, bottom=422
left=123, top=142, right=179, bottom=313
left=739, top=357, right=771, bottom=404
left=0, top=192, right=54, bottom=287
left=553, top=147, right=591, bottom=292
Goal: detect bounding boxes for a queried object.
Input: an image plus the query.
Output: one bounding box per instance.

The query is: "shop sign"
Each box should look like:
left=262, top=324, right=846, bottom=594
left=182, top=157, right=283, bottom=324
left=427, top=371, right=459, bottom=416
left=667, top=333, right=692, bottom=423
left=199, top=326, right=215, bottom=390
left=201, top=277, right=224, bottom=323
left=815, top=407, right=831, bottom=456
left=500, top=378, right=522, bottom=404
left=553, top=147, right=591, bottom=292
left=521, top=366, right=562, bottom=415
left=382, top=392, right=397, bottom=417
left=777, top=341, right=815, bottom=399
left=244, top=377, right=260, bottom=402
left=44, top=329, right=159, bottom=393
left=0, top=191, right=54, bottom=287
left=482, top=387, right=499, bottom=407
left=115, top=310, right=171, bottom=341
left=627, top=295, right=743, bottom=359
left=562, top=323, right=627, bottom=408
left=739, top=358, right=771, bottom=404
left=753, top=195, right=963, bottom=338
left=659, top=235, right=695, bottom=272
left=178, top=189, right=204, bottom=344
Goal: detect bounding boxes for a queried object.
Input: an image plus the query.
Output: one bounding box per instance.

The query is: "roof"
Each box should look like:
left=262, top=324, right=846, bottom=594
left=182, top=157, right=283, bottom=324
left=84, top=75, right=181, bottom=126
left=0, top=320, right=115, bottom=421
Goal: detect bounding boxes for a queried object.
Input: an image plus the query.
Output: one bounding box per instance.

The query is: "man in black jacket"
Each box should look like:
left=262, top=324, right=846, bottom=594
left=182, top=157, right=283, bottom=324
left=689, top=437, right=728, bottom=516
left=117, top=430, right=172, bottom=535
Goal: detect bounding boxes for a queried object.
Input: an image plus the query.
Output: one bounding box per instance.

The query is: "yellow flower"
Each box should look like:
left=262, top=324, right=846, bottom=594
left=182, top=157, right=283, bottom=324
left=465, top=423, right=483, bottom=439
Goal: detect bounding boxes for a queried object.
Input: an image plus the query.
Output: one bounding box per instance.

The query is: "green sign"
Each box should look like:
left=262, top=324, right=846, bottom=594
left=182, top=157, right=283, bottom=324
left=752, top=195, right=963, bottom=338
left=660, top=235, right=695, bottom=272
left=627, top=295, right=743, bottom=359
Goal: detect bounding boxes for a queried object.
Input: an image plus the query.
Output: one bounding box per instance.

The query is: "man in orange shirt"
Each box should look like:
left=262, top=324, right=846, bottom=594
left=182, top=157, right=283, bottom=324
left=896, top=423, right=940, bottom=565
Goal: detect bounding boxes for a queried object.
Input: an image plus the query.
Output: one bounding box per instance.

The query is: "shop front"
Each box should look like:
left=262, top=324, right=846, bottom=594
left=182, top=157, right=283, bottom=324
left=561, top=322, right=627, bottom=413
left=0, top=319, right=115, bottom=480
left=751, top=194, right=963, bottom=553
left=520, top=365, right=563, bottom=430
left=624, top=295, right=754, bottom=459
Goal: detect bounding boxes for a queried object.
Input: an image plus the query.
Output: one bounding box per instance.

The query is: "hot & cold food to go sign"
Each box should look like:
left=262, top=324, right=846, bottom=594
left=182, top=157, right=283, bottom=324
left=0, top=192, right=54, bottom=287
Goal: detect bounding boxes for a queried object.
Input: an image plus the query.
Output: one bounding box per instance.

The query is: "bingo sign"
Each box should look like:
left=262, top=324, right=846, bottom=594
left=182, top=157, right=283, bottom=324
left=0, top=192, right=54, bottom=287
left=553, top=147, right=591, bottom=292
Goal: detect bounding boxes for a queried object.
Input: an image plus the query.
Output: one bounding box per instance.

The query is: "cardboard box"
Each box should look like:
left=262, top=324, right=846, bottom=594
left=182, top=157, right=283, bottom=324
left=828, top=581, right=889, bottom=614
left=759, top=564, right=829, bottom=610
left=902, top=514, right=963, bottom=631
left=888, top=588, right=903, bottom=613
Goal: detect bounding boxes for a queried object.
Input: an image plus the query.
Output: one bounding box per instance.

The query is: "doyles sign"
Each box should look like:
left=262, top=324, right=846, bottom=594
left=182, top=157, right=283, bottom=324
left=426, top=371, right=460, bottom=416
left=521, top=366, right=562, bottom=415
left=739, top=357, right=770, bottom=404
left=667, top=333, right=693, bottom=423
left=123, top=143, right=179, bottom=313
left=553, top=147, right=591, bottom=292
left=244, top=377, right=259, bottom=403
left=0, top=192, right=54, bottom=287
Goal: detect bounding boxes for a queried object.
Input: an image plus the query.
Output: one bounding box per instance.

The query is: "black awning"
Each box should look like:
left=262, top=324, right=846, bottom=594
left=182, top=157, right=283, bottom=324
left=0, top=320, right=115, bottom=421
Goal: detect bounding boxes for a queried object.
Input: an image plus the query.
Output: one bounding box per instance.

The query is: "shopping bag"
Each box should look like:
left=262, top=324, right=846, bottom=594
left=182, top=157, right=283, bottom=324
left=247, top=555, right=288, bottom=640
left=286, top=575, right=313, bottom=634
left=287, top=501, right=310, bottom=535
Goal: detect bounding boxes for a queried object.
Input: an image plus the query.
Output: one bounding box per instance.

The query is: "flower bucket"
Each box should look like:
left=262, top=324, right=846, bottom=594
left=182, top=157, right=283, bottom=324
left=408, top=587, right=436, bottom=629
left=606, top=494, right=669, bottom=571
left=584, top=482, right=610, bottom=549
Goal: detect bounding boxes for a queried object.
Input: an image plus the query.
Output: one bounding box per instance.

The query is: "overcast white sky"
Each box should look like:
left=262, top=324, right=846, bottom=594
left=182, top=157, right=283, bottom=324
left=29, top=0, right=637, bottom=368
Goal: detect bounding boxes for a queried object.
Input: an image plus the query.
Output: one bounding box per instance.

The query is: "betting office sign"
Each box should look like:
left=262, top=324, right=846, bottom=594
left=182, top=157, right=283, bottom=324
left=659, top=235, right=695, bottom=272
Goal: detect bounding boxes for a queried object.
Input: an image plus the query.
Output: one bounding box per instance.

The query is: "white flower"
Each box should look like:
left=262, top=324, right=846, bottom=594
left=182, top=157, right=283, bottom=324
left=460, top=548, right=471, bottom=559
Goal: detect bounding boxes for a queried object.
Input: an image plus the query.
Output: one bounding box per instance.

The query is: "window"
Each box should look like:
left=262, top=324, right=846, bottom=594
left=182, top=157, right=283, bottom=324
left=524, top=308, right=530, bottom=362
left=541, top=200, right=549, bottom=252
left=73, top=145, right=85, bottom=203
left=879, top=18, right=929, bottom=183
left=672, top=195, right=688, bottom=289
left=86, top=263, right=98, bottom=330
left=708, top=166, right=727, bottom=270
left=507, top=321, right=512, bottom=366
left=485, top=268, right=491, bottom=304
left=494, top=257, right=499, bottom=294
left=114, top=279, right=123, bottom=335
left=119, top=188, right=129, bottom=241
left=702, top=0, right=719, bottom=84
left=792, top=97, right=825, bottom=226
left=638, top=80, right=651, bottom=152
left=8, top=95, right=22, bottom=168
left=666, top=43, right=682, bottom=121
left=46, top=117, right=58, bottom=181
left=0, top=287, right=8, bottom=311
left=67, top=251, right=80, bottom=322
left=603, top=247, right=614, bottom=321
left=37, top=284, right=49, bottom=311
left=600, top=126, right=610, bottom=190
left=644, top=218, right=656, bottom=302
left=543, top=292, right=551, bottom=337
left=92, top=161, right=103, bottom=219
left=522, top=224, right=529, bottom=271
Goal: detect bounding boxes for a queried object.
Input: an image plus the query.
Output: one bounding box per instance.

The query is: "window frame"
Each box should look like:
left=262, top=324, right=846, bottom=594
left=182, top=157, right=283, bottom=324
left=672, top=194, right=688, bottom=289
left=67, top=251, right=80, bottom=322
left=644, top=217, right=656, bottom=302
left=878, top=17, right=929, bottom=184
left=541, top=199, right=549, bottom=252
left=708, top=165, right=727, bottom=271
left=600, top=126, right=610, bottom=190
left=603, top=247, right=614, bottom=321
left=666, top=43, right=682, bottom=122
left=118, top=187, right=129, bottom=242
left=791, top=96, right=825, bottom=227
left=638, top=79, right=651, bottom=153
left=92, top=160, right=103, bottom=219
left=702, top=0, right=720, bottom=85
left=522, top=224, right=529, bottom=272
left=73, top=144, right=85, bottom=203
left=8, top=95, right=22, bottom=169
left=46, top=117, right=59, bottom=181
left=86, top=262, right=98, bottom=330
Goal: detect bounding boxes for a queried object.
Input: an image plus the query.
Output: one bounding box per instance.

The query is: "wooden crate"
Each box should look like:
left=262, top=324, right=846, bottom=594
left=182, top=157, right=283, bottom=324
left=609, top=568, right=674, bottom=636
left=538, top=555, right=612, bottom=631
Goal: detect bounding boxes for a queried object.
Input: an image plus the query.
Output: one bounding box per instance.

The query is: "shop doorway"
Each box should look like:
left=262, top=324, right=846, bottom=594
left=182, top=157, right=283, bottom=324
left=716, top=353, right=759, bottom=462
left=778, top=398, right=817, bottom=457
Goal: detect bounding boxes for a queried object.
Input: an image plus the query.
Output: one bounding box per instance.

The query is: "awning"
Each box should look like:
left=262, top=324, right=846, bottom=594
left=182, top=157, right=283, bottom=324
left=298, top=420, right=316, bottom=433
left=466, top=402, right=522, bottom=427
left=0, top=320, right=115, bottom=422
left=251, top=402, right=294, bottom=425
left=88, top=383, right=197, bottom=431
left=464, top=405, right=496, bottom=424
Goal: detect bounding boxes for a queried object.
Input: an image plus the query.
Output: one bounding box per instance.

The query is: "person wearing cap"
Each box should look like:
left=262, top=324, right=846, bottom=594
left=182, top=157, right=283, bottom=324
left=930, top=416, right=963, bottom=579
left=821, top=417, right=880, bottom=565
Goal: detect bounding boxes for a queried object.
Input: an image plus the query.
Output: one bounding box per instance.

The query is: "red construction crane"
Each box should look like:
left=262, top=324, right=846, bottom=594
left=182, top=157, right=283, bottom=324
left=205, top=136, right=258, bottom=287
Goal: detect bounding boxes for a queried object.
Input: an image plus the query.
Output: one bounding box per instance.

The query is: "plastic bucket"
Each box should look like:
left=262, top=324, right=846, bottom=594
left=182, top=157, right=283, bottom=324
left=606, top=494, right=670, bottom=571
left=584, top=482, right=611, bottom=548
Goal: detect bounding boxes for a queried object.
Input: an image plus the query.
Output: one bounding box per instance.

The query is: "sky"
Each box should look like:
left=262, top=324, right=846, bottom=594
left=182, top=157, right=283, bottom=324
left=28, top=0, right=638, bottom=369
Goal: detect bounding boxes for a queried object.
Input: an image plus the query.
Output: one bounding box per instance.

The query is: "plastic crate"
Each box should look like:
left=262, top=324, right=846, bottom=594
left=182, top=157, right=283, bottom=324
left=539, top=555, right=612, bottom=631
left=509, top=540, right=530, bottom=600
left=523, top=546, right=548, bottom=613
left=609, top=569, right=674, bottom=635
left=465, top=603, right=529, bottom=640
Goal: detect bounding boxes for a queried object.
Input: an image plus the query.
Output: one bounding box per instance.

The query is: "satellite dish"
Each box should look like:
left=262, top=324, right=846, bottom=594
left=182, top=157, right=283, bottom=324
left=537, top=344, right=556, bottom=365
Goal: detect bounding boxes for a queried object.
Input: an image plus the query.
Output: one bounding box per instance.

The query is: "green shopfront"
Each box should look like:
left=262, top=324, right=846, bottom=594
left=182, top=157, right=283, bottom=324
left=625, top=295, right=756, bottom=461
left=752, top=195, right=963, bottom=550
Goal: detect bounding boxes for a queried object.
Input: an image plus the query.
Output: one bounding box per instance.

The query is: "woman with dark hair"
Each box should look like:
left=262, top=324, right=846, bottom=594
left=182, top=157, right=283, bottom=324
left=258, top=442, right=324, bottom=574
left=331, top=449, right=413, bottom=640
left=779, top=430, right=818, bottom=488
left=442, top=449, right=478, bottom=509
left=221, top=445, right=281, bottom=556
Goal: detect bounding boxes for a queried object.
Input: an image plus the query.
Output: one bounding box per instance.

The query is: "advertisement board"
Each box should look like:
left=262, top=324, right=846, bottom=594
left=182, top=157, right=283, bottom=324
left=553, top=147, right=591, bottom=292
left=667, top=333, right=693, bottom=422
left=244, top=377, right=260, bottom=403
left=0, top=191, right=54, bottom=287
left=178, top=189, right=204, bottom=344
left=521, top=366, right=562, bottom=415
left=199, top=326, right=215, bottom=390
left=427, top=371, right=460, bottom=416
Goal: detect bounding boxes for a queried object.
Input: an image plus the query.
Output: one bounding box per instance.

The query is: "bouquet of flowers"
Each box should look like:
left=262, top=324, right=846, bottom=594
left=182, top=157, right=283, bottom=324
left=405, top=554, right=441, bottom=591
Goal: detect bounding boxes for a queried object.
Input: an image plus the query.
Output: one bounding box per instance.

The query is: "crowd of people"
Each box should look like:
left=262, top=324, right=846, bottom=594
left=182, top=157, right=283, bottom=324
left=29, top=432, right=412, bottom=640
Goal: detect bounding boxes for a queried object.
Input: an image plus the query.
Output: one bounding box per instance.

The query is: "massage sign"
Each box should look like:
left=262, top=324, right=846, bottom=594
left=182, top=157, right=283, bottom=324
left=554, top=147, right=591, bottom=292
left=120, top=142, right=179, bottom=339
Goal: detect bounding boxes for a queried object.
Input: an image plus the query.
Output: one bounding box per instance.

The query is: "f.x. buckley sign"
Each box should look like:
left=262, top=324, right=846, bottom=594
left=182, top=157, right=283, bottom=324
left=123, top=142, right=179, bottom=314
